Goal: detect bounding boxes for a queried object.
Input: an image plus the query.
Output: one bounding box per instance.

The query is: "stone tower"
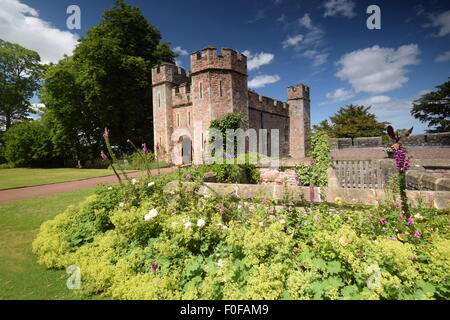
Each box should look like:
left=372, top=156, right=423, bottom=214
left=189, top=47, right=249, bottom=163
left=288, top=84, right=311, bottom=158
left=151, top=63, right=189, bottom=162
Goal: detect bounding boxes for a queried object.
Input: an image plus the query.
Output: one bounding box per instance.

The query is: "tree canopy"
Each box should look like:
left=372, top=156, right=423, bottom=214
left=313, top=105, right=389, bottom=139
left=40, top=0, right=176, bottom=161
left=411, top=78, right=450, bottom=133
left=0, top=39, right=45, bottom=131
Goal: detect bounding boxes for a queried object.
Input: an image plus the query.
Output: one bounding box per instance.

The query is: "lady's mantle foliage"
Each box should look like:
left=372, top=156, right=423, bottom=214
left=32, top=169, right=450, bottom=300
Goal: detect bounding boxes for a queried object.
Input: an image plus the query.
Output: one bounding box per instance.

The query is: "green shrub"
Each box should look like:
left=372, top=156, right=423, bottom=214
left=33, top=172, right=450, bottom=300
left=295, top=132, right=333, bottom=187
left=110, top=152, right=168, bottom=171
left=3, top=119, right=57, bottom=167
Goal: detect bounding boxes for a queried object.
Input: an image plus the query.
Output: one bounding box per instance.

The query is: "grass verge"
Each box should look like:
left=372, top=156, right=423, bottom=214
left=0, top=168, right=134, bottom=190
left=0, top=187, right=103, bottom=300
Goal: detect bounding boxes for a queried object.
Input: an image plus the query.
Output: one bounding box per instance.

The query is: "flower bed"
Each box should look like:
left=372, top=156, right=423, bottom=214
left=32, top=170, right=449, bottom=300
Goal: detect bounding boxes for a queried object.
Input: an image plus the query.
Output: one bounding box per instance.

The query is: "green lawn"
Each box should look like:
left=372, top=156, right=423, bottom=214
left=0, top=168, right=134, bottom=190
left=0, top=188, right=103, bottom=300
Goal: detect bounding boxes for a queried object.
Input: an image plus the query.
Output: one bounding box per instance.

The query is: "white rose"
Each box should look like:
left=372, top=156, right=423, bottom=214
left=279, top=219, right=286, bottom=224
left=197, top=219, right=206, bottom=227
left=215, top=259, right=224, bottom=267
left=131, top=178, right=137, bottom=185
left=144, top=208, right=158, bottom=221
left=119, top=202, right=124, bottom=208
left=148, top=182, right=155, bottom=187
left=237, top=205, right=243, bottom=209
left=184, top=221, right=192, bottom=229
left=107, top=187, right=113, bottom=190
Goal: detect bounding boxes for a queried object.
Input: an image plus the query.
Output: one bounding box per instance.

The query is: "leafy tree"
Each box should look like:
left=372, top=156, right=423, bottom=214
left=209, top=113, right=244, bottom=155
left=0, top=39, right=45, bottom=130
left=411, top=78, right=450, bottom=133
left=3, top=119, right=55, bottom=167
left=40, top=0, right=176, bottom=160
left=314, top=105, right=389, bottom=139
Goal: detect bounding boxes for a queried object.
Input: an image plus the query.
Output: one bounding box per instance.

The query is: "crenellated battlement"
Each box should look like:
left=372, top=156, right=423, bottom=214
left=287, top=84, right=310, bottom=101
left=152, top=63, right=190, bottom=86
left=248, top=90, right=289, bottom=116
left=152, top=45, right=311, bottom=164
left=171, top=82, right=192, bottom=106
left=190, top=47, right=247, bottom=75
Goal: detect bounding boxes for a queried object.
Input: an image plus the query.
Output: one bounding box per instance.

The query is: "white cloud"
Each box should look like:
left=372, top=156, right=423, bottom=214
left=282, top=34, right=303, bottom=48
left=248, top=74, right=280, bottom=89
left=277, top=14, right=286, bottom=23
left=426, top=10, right=450, bottom=37
left=299, top=13, right=313, bottom=29
left=326, top=88, right=355, bottom=101
left=335, top=44, right=421, bottom=94
left=357, top=95, right=391, bottom=105
left=282, top=14, right=328, bottom=67
left=323, top=0, right=356, bottom=18
left=173, top=46, right=188, bottom=56
left=417, top=89, right=432, bottom=97
left=354, top=95, right=427, bottom=130
left=0, top=0, right=79, bottom=64
left=243, top=51, right=275, bottom=71
left=249, top=9, right=266, bottom=23
left=303, top=50, right=329, bottom=66
left=435, top=51, right=450, bottom=62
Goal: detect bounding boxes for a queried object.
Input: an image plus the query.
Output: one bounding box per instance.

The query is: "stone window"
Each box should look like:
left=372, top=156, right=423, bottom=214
left=158, top=93, right=161, bottom=108
left=188, top=112, right=191, bottom=126
left=177, top=113, right=180, bottom=127
left=199, top=82, right=203, bottom=99
left=219, top=80, right=223, bottom=97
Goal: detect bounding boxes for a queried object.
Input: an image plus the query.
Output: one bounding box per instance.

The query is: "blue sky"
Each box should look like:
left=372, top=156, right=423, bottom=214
left=1, top=0, right=450, bottom=133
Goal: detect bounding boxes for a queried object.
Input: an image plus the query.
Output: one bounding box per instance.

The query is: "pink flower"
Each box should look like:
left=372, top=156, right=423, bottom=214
left=407, top=217, right=415, bottom=225
left=155, top=143, right=160, bottom=151
left=413, top=231, right=421, bottom=239
left=399, top=214, right=404, bottom=220
left=142, top=143, right=148, bottom=155
left=184, top=174, right=192, bottom=179
left=391, top=236, right=398, bottom=241
left=394, top=145, right=409, bottom=171
left=151, top=264, right=158, bottom=272
left=220, top=206, right=225, bottom=214
left=100, top=151, right=107, bottom=160
left=262, top=198, right=268, bottom=204
left=380, top=218, right=387, bottom=225
left=103, top=128, right=109, bottom=138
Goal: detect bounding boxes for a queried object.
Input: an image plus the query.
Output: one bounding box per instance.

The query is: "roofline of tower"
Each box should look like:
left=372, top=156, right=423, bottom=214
left=190, top=46, right=243, bottom=56
left=190, top=68, right=247, bottom=77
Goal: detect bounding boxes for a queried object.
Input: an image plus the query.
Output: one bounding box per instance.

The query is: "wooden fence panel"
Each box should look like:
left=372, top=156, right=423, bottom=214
left=333, top=160, right=384, bottom=189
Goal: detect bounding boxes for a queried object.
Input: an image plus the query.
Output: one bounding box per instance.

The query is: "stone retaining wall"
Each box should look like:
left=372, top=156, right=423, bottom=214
left=330, top=132, right=450, bottom=150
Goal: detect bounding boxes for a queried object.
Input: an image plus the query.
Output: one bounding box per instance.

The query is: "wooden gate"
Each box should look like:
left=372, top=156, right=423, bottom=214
left=333, top=160, right=384, bottom=189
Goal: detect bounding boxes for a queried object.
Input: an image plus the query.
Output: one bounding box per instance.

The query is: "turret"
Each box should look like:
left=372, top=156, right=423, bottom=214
left=190, top=47, right=247, bottom=75
left=151, top=63, right=189, bottom=86
left=288, top=84, right=311, bottom=158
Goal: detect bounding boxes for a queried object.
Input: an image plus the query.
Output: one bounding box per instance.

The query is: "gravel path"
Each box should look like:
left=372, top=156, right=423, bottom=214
left=0, top=167, right=175, bottom=203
